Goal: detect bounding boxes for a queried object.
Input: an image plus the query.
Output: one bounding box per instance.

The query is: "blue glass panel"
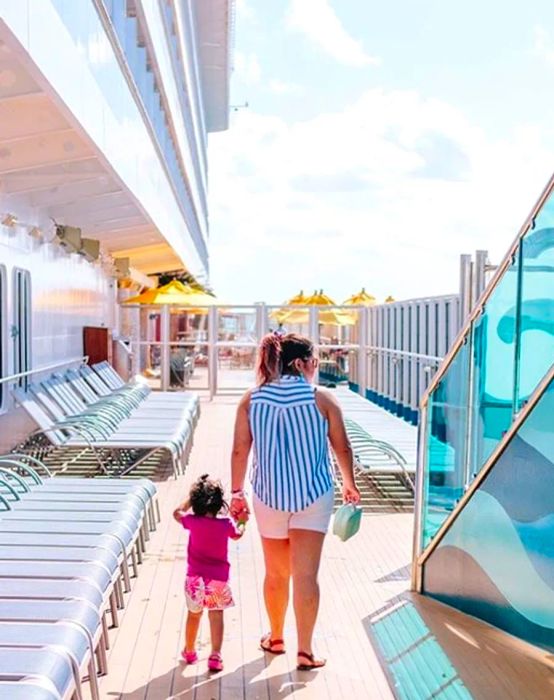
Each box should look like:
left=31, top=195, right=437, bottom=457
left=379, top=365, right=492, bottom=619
left=516, top=196, right=554, bottom=410
left=468, top=255, right=519, bottom=478
left=422, top=332, right=471, bottom=546
left=424, top=377, right=554, bottom=651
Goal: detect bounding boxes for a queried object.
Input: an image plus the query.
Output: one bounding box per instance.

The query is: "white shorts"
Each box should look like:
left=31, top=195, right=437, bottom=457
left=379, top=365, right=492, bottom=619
left=253, top=489, right=335, bottom=539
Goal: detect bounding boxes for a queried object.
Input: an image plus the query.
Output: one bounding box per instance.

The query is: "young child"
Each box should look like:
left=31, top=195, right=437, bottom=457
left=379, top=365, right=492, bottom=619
left=173, top=474, right=244, bottom=673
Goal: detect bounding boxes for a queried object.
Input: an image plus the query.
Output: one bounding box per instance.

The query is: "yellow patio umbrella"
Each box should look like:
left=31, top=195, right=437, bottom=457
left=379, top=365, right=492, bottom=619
left=123, top=280, right=194, bottom=305
left=278, top=290, right=356, bottom=326
left=123, top=280, right=218, bottom=308
left=286, top=290, right=307, bottom=304
left=343, top=288, right=376, bottom=306
left=385, top=295, right=395, bottom=303
left=270, top=290, right=307, bottom=322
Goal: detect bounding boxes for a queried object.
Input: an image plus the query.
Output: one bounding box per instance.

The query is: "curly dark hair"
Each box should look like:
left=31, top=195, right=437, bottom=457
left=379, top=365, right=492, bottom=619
left=189, top=474, right=227, bottom=516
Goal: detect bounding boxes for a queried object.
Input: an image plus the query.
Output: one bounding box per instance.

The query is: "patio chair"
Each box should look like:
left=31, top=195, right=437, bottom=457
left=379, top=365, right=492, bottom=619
left=0, top=604, right=100, bottom=699
left=0, top=622, right=99, bottom=700
left=0, top=647, right=76, bottom=700
left=13, top=389, right=185, bottom=477
left=0, top=454, right=159, bottom=527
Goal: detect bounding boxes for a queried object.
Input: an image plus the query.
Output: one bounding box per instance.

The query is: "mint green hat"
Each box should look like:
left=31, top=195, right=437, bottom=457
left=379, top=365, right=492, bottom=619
left=332, top=503, right=362, bottom=542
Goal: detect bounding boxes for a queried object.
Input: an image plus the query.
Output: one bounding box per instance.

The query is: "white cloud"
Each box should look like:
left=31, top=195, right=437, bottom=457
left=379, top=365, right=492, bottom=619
left=233, top=51, right=261, bottom=84
left=286, top=0, right=380, bottom=67
left=268, top=79, right=303, bottom=95
left=533, top=25, right=554, bottom=66
left=235, top=0, right=256, bottom=22
left=207, top=90, right=554, bottom=304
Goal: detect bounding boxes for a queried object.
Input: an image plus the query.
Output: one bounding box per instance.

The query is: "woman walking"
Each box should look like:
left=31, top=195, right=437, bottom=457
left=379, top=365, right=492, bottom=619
left=230, top=333, right=360, bottom=670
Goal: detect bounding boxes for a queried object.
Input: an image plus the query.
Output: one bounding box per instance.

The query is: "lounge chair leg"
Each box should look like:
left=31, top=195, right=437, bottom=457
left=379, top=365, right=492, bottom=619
left=136, top=540, right=143, bottom=565
left=88, top=656, right=101, bottom=700
left=109, top=590, right=119, bottom=627
left=139, top=528, right=146, bottom=554
left=130, top=548, right=139, bottom=578
left=97, top=634, right=109, bottom=676
left=115, top=578, right=124, bottom=609
left=121, top=558, right=131, bottom=592
left=155, top=498, right=161, bottom=523
left=101, top=612, right=110, bottom=649
left=142, top=519, right=150, bottom=542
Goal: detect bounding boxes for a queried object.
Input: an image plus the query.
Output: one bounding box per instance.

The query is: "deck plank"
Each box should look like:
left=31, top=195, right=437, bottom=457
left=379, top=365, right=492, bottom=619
left=85, top=393, right=553, bottom=700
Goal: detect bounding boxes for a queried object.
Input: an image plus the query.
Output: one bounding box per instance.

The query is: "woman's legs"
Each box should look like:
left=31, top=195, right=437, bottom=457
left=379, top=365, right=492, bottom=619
left=260, top=536, right=291, bottom=649
left=289, top=529, right=326, bottom=660
left=185, top=610, right=202, bottom=652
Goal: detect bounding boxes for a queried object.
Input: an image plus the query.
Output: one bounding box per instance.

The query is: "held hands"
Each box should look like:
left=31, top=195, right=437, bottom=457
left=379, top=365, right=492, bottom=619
left=230, top=493, right=250, bottom=526
left=342, top=479, right=361, bottom=505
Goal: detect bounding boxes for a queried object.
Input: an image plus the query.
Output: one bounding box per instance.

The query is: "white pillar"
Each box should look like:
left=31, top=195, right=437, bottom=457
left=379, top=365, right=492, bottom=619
left=208, top=306, right=218, bottom=399
left=161, top=304, right=170, bottom=391
left=357, top=306, right=368, bottom=397
left=459, top=253, right=473, bottom=322
left=473, top=249, right=489, bottom=304
left=256, top=302, right=268, bottom=340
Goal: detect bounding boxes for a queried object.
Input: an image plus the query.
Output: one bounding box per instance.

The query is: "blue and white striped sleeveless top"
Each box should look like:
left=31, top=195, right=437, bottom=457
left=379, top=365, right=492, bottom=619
left=249, top=375, right=334, bottom=512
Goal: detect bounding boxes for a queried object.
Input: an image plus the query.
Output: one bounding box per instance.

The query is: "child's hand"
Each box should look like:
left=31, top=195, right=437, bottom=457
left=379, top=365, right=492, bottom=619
left=172, top=500, right=190, bottom=523
left=231, top=521, right=246, bottom=540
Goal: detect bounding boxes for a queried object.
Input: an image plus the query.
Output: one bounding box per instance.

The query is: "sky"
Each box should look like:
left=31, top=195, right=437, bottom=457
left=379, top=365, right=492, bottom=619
left=207, top=0, right=554, bottom=304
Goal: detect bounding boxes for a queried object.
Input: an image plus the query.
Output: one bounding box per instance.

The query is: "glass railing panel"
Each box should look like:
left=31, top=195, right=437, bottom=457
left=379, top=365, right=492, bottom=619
left=168, top=343, right=208, bottom=390
left=423, top=373, right=554, bottom=651
left=217, top=308, right=257, bottom=344
left=468, top=254, right=519, bottom=479
left=516, top=196, right=554, bottom=411
left=422, top=331, right=471, bottom=546
left=109, top=0, right=126, bottom=42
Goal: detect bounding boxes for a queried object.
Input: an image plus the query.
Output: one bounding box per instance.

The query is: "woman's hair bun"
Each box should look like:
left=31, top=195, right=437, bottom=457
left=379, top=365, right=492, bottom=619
left=256, top=332, right=282, bottom=385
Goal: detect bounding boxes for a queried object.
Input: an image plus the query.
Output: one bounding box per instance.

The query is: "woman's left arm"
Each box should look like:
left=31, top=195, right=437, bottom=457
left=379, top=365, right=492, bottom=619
left=230, top=390, right=253, bottom=520
left=316, top=389, right=360, bottom=504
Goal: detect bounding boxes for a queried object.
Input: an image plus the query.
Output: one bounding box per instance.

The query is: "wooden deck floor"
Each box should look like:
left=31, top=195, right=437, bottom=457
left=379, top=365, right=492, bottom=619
left=88, top=394, right=554, bottom=700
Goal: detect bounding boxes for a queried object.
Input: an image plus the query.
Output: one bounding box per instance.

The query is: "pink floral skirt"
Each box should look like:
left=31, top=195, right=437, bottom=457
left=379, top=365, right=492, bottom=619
left=185, top=575, right=234, bottom=613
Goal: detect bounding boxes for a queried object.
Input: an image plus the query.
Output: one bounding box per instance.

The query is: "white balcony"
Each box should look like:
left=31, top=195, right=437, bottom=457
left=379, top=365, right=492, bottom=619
left=0, top=0, right=215, bottom=278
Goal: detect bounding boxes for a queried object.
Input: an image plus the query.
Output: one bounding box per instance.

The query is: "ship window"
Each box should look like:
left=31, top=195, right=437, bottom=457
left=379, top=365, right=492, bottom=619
left=0, top=265, right=6, bottom=411
left=13, top=268, right=32, bottom=390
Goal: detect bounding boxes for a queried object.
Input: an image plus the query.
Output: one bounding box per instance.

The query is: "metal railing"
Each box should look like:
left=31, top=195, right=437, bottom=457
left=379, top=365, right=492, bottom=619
left=119, top=299, right=457, bottom=410
left=0, top=356, right=87, bottom=385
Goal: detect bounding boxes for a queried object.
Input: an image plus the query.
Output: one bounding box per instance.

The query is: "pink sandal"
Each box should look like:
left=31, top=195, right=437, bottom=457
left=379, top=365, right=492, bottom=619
left=181, top=649, right=198, bottom=664
left=208, top=652, right=223, bottom=673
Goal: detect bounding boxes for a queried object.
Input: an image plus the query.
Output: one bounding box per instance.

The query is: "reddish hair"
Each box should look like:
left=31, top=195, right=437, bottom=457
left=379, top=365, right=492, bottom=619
left=256, top=333, right=314, bottom=385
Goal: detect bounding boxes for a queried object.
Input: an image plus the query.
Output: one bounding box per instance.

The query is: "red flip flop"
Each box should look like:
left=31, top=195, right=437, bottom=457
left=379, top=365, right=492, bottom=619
left=260, top=634, right=286, bottom=655
left=297, top=651, right=326, bottom=671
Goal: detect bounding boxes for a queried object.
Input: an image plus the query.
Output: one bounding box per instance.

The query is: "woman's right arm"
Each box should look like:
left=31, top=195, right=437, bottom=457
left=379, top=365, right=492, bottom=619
left=230, top=390, right=253, bottom=520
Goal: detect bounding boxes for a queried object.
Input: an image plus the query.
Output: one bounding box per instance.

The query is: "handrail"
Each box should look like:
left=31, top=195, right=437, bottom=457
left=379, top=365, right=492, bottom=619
left=420, top=171, right=554, bottom=409
left=0, top=356, right=87, bottom=385
left=367, top=347, right=443, bottom=363
left=413, top=360, right=554, bottom=589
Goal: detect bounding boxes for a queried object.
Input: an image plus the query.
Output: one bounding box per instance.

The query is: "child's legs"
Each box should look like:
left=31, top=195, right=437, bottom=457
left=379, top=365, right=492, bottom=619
left=208, top=610, right=224, bottom=654
left=185, top=611, right=202, bottom=651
